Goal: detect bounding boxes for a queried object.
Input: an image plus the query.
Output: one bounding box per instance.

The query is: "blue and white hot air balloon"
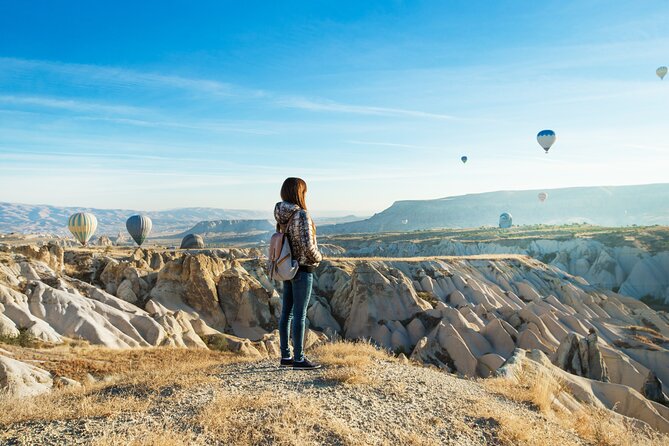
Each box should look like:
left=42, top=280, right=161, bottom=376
left=499, top=212, right=513, bottom=229
left=537, top=130, right=556, bottom=154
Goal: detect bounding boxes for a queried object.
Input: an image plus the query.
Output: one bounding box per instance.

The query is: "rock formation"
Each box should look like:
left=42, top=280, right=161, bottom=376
left=0, top=354, right=52, bottom=398
left=325, top=232, right=669, bottom=305
left=644, top=372, right=669, bottom=408
left=498, top=348, right=669, bottom=433
left=96, top=235, right=113, bottom=247
left=554, top=330, right=609, bottom=382
left=1, top=244, right=668, bottom=432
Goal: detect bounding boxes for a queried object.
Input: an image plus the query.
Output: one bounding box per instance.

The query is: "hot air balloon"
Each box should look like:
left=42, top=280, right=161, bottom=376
left=537, top=130, right=556, bottom=154
left=180, top=234, right=205, bottom=249
left=126, top=215, right=152, bottom=246
left=657, top=66, right=668, bottom=80
left=68, top=212, right=98, bottom=246
left=538, top=192, right=548, bottom=203
left=499, top=212, right=512, bottom=229
left=461, top=156, right=468, bottom=164
left=401, top=219, right=409, bottom=225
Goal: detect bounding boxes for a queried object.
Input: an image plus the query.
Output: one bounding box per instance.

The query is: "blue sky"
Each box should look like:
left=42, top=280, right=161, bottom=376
left=1, top=1, right=668, bottom=214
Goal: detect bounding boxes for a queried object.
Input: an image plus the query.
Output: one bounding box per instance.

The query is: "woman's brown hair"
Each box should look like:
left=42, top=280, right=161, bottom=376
left=281, top=177, right=308, bottom=209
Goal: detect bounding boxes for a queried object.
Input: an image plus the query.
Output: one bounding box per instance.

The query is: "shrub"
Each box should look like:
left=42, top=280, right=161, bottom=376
left=0, top=329, right=41, bottom=348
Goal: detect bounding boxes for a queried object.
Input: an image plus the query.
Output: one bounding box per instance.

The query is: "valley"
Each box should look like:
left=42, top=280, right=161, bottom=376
left=0, top=239, right=668, bottom=443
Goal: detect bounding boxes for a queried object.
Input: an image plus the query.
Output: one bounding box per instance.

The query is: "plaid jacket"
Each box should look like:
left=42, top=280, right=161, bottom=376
left=274, top=201, right=322, bottom=267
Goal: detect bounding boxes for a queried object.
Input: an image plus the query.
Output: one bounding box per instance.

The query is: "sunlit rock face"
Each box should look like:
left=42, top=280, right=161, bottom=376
left=0, top=354, right=53, bottom=398
left=554, top=331, right=609, bottom=382
left=498, top=349, right=669, bottom=434
left=313, top=257, right=668, bottom=391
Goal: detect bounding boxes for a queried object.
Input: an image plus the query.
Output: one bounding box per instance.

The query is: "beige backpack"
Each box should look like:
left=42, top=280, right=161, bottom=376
left=268, top=210, right=299, bottom=281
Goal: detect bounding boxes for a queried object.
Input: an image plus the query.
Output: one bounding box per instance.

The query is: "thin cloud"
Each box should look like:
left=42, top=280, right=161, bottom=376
left=0, top=151, right=276, bottom=172
left=624, top=143, right=669, bottom=154
left=0, top=95, right=146, bottom=115
left=3, top=57, right=459, bottom=121
left=0, top=165, right=279, bottom=183
left=0, top=57, right=263, bottom=98
left=277, top=97, right=458, bottom=120
left=346, top=140, right=439, bottom=150
left=0, top=149, right=450, bottom=183
left=0, top=128, right=270, bottom=157
left=73, top=116, right=278, bottom=135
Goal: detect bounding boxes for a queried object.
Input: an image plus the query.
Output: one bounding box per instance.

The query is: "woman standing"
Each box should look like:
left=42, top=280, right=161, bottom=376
left=274, top=177, right=323, bottom=369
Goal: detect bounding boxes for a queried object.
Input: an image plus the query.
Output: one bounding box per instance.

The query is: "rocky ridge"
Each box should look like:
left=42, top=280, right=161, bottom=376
left=324, top=234, right=669, bottom=305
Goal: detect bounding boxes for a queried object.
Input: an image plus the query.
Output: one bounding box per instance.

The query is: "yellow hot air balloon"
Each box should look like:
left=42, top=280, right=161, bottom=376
left=657, top=66, right=668, bottom=80
left=68, top=212, right=98, bottom=246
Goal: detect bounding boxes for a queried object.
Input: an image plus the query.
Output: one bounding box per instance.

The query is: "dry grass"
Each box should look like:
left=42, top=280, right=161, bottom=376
left=320, top=367, right=377, bottom=386
left=625, top=325, right=669, bottom=348
left=0, top=387, right=151, bottom=425
left=476, top=365, right=581, bottom=445
left=92, top=425, right=201, bottom=446
left=391, top=429, right=442, bottom=446
left=196, top=391, right=368, bottom=446
left=627, top=325, right=663, bottom=337
left=482, top=361, right=669, bottom=446
left=572, top=408, right=668, bottom=446
left=313, top=340, right=392, bottom=388
left=4, top=344, right=250, bottom=388
left=629, top=335, right=663, bottom=349
left=313, top=340, right=391, bottom=368
left=0, top=344, right=251, bottom=426
left=390, top=413, right=457, bottom=446
left=484, top=362, right=567, bottom=413
left=475, top=405, right=581, bottom=446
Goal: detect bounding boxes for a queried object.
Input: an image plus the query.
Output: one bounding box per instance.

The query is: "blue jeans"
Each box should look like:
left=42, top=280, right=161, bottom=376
left=279, top=271, right=313, bottom=362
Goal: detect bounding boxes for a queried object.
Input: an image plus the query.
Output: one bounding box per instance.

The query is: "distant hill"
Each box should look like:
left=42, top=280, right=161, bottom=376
left=0, top=202, right=269, bottom=236
left=0, top=202, right=366, bottom=236
left=164, top=219, right=275, bottom=239
left=320, top=183, right=669, bottom=234
left=315, top=214, right=367, bottom=225
left=160, top=216, right=367, bottom=245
